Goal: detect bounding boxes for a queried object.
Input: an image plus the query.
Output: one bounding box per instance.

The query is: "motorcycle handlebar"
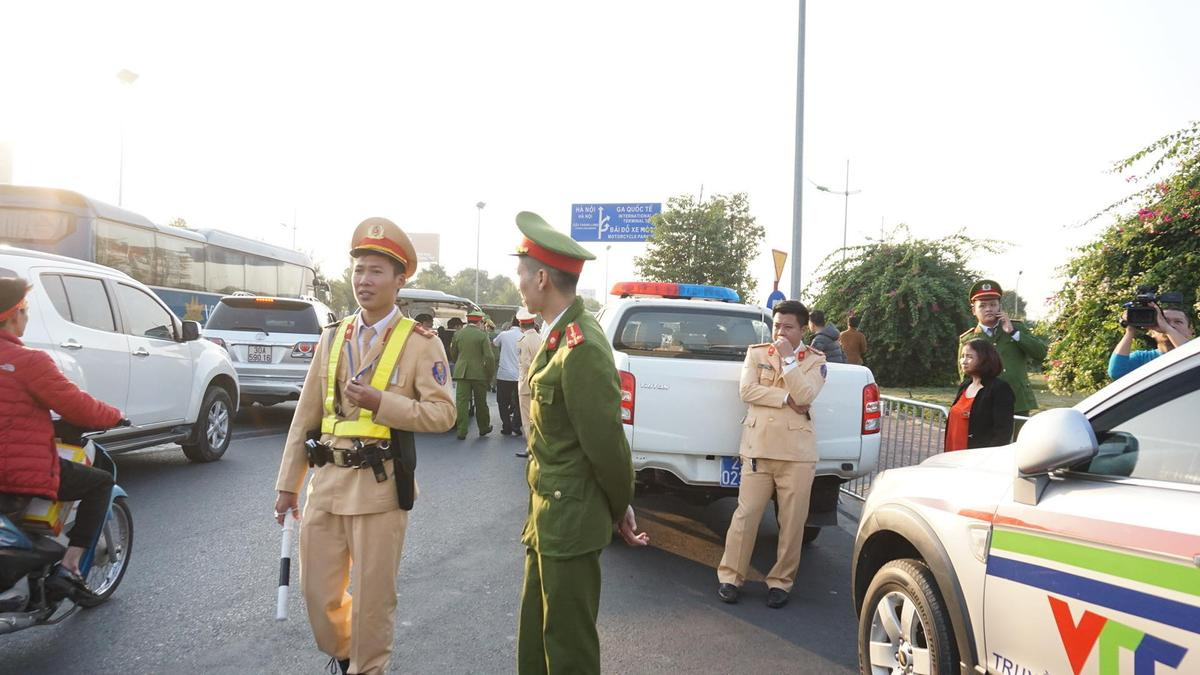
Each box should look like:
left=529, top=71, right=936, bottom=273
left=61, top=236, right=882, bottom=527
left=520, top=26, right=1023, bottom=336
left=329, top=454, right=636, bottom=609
left=53, top=417, right=132, bottom=444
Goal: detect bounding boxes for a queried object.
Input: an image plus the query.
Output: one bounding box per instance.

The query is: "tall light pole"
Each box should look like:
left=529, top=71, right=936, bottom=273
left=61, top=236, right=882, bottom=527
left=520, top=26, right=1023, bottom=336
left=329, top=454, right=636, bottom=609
left=811, top=159, right=861, bottom=263
left=475, top=201, right=486, bottom=303
left=116, top=69, right=139, bottom=206
left=1012, top=270, right=1024, bottom=318
left=603, top=244, right=612, bottom=305
left=790, top=0, right=806, bottom=298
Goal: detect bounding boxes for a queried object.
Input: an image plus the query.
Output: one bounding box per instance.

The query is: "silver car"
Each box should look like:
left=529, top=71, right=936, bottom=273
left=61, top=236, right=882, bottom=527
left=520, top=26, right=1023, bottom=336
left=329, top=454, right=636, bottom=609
left=202, top=295, right=336, bottom=406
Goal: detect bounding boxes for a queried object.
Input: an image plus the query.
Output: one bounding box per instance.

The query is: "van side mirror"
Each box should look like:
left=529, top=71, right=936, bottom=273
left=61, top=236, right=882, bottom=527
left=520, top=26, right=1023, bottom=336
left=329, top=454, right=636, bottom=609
left=181, top=320, right=201, bottom=342
left=1013, top=408, right=1097, bottom=505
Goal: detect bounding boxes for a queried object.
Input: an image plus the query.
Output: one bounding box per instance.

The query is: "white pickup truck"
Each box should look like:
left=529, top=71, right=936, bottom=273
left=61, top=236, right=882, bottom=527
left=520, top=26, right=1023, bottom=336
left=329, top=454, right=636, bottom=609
left=597, top=282, right=882, bottom=541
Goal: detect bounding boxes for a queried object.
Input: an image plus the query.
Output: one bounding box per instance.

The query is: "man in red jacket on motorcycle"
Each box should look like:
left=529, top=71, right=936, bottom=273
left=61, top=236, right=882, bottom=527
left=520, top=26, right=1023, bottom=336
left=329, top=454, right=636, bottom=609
left=0, top=278, right=124, bottom=595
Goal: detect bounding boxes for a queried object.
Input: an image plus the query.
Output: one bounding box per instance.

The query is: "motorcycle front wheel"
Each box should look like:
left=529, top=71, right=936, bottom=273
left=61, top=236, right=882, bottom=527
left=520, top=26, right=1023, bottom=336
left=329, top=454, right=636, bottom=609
left=81, top=497, right=133, bottom=607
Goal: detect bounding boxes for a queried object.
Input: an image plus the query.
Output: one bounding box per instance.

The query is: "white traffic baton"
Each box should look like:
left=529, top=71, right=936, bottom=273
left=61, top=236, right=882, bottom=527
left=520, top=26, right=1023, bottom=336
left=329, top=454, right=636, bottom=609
left=276, top=510, right=297, bottom=621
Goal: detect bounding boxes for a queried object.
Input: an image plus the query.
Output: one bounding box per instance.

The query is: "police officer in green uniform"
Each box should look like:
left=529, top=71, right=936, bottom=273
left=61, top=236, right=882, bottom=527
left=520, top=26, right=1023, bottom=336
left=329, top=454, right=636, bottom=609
left=512, top=211, right=648, bottom=675
left=958, top=279, right=1048, bottom=416
left=450, top=310, right=495, bottom=440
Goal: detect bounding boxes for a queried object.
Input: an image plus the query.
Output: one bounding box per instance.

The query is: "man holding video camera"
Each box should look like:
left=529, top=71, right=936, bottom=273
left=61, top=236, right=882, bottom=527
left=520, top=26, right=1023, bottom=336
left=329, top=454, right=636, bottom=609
left=1108, top=288, right=1194, bottom=380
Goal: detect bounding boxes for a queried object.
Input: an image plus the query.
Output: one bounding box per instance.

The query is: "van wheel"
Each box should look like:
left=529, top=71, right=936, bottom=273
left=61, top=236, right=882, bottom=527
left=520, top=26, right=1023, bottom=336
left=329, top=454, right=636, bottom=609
left=182, top=387, right=232, bottom=462
left=858, top=559, right=957, bottom=675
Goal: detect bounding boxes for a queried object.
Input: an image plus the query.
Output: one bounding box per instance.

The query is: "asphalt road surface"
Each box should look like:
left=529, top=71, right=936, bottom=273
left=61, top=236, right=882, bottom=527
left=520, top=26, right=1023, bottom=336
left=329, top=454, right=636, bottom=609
left=4, top=402, right=862, bottom=674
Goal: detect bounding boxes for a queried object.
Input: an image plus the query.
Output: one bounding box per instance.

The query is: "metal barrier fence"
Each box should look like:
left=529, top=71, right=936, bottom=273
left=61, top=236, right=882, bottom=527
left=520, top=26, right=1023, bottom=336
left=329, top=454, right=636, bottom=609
left=841, top=395, right=1031, bottom=502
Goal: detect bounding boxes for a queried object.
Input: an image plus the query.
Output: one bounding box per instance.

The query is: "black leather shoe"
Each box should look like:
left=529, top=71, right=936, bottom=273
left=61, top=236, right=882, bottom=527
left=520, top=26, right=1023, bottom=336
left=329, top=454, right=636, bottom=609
left=325, top=656, right=349, bottom=674
left=515, top=451, right=529, bottom=458
left=717, top=583, right=739, bottom=604
left=512, top=429, right=523, bottom=437
left=501, top=429, right=511, bottom=436
left=456, top=435, right=466, bottom=441
left=480, top=426, right=493, bottom=437
left=766, top=588, right=790, bottom=609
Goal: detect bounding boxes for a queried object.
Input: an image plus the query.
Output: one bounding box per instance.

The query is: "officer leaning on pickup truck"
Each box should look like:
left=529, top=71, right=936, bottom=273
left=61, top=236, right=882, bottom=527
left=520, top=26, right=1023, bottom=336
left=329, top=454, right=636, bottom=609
left=717, top=299, right=827, bottom=610
left=273, top=217, right=456, bottom=675
left=511, top=211, right=648, bottom=675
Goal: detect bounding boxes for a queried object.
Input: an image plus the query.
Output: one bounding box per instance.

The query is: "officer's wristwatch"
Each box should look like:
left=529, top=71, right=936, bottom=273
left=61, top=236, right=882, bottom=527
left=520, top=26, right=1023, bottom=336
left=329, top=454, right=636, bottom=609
left=782, top=355, right=797, bottom=366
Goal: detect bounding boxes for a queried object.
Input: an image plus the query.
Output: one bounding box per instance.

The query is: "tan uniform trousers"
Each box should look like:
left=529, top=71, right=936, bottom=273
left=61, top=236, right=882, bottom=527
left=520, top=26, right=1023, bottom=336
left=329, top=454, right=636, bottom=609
left=518, top=389, right=532, bottom=436
left=717, top=457, right=815, bottom=592
left=299, top=502, right=409, bottom=675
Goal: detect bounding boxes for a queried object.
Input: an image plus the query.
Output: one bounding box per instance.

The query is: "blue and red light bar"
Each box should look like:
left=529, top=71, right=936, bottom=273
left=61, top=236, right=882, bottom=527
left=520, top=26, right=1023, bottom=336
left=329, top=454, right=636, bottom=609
left=610, top=281, right=740, bottom=303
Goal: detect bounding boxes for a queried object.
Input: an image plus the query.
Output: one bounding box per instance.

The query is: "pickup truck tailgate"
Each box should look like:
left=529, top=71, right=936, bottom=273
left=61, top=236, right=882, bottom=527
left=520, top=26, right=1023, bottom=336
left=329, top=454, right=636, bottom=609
left=626, top=355, right=745, bottom=456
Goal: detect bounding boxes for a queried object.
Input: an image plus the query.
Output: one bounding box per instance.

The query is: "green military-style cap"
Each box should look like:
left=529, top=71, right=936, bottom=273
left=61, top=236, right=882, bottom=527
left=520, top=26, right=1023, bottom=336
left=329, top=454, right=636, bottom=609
left=466, top=310, right=485, bottom=323
left=514, top=211, right=595, bottom=276
left=969, top=279, right=1003, bottom=303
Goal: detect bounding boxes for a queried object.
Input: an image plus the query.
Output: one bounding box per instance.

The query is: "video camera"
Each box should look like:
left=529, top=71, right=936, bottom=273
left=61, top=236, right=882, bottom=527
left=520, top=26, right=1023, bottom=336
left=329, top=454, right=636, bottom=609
left=1121, top=285, right=1184, bottom=329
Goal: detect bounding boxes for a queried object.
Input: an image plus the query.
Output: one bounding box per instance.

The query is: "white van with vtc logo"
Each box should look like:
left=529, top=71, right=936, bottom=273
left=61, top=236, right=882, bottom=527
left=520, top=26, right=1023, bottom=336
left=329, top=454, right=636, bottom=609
left=598, top=282, right=882, bottom=543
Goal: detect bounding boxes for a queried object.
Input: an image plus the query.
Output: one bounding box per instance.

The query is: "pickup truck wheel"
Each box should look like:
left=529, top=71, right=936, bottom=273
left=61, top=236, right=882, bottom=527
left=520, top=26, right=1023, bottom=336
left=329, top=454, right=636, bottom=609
left=181, top=387, right=232, bottom=463
left=802, top=525, right=820, bottom=545
left=858, top=559, right=956, bottom=675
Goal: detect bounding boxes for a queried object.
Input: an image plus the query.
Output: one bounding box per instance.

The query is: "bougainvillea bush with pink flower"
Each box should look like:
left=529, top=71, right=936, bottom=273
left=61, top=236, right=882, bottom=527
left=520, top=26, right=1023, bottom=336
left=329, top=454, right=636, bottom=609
left=806, top=228, right=1002, bottom=387
left=1047, top=121, right=1200, bottom=393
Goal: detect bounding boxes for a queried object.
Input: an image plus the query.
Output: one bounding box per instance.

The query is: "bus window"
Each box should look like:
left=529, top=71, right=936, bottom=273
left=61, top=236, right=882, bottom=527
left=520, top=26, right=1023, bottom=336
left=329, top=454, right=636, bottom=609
left=278, top=263, right=303, bottom=297
left=154, top=233, right=206, bottom=291
left=245, top=254, right=278, bottom=296
left=95, top=219, right=154, bottom=283
left=207, top=247, right=245, bottom=295
left=0, top=208, right=76, bottom=244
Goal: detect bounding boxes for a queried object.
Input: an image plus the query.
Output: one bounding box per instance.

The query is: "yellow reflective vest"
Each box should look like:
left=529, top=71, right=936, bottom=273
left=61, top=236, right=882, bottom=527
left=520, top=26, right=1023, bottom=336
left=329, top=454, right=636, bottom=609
left=321, top=316, right=415, bottom=439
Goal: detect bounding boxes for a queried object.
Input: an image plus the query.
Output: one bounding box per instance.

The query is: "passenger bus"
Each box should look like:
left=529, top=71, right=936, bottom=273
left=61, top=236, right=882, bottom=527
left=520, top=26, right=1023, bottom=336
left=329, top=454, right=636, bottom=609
left=0, top=185, right=318, bottom=321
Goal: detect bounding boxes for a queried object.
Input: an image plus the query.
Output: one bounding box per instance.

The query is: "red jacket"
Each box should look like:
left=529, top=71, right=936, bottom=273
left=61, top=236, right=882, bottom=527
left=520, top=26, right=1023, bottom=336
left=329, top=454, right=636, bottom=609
left=0, top=331, right=122, bottom=499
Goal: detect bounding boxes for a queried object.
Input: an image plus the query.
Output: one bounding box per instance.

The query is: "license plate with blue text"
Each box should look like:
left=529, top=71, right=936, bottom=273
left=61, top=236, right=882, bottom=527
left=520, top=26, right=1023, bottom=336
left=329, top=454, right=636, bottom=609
left=720, top=456, right=742, bottom=487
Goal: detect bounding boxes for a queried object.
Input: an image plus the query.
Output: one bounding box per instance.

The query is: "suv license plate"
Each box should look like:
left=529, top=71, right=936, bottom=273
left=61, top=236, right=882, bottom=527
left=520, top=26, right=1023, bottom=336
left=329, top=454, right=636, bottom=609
left=720, top=456, right=742, bottom=487
left=247, top=345, right=273, bottom=363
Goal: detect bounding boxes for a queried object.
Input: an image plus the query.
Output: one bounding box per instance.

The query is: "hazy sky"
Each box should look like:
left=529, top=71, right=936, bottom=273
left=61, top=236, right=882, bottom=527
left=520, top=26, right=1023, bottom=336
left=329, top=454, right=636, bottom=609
left=3, top=1, right=1197, bottom=318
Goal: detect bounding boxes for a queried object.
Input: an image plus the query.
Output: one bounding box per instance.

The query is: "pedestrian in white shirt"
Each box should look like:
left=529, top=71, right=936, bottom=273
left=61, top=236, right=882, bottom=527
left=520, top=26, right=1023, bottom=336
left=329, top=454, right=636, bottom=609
left=493, top=321, right=525, bottom=436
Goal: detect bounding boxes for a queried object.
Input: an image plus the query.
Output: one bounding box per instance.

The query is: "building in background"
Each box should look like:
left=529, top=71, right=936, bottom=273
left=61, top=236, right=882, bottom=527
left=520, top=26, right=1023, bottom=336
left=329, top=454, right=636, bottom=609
left=409, top=232, right=440, bottom=265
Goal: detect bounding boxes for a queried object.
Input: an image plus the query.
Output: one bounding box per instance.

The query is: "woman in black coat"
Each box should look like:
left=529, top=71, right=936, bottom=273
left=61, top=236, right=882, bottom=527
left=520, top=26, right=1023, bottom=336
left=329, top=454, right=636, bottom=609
left=944, top=338, right=1016, bottom=451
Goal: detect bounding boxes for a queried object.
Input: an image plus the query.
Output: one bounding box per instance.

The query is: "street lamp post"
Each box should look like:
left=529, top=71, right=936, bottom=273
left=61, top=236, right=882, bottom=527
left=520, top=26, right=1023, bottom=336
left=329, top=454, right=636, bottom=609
left=1012, top=270, right=1024, bottom=318
left=475, top=201, right=486, bottom=303
left=811, top=158, right=861, bottom=263
left=603, top=244, right=612, bottom=305
left=116, top=69, right=139, bottom=206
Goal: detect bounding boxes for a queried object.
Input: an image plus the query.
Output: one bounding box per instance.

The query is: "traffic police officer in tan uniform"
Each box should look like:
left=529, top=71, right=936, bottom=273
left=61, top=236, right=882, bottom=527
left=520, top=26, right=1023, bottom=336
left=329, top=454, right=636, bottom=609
left=273, top=217, right=456, bottom=675
left=717, top=299, right=827, bottom=609
left=512, top=211, right=647, bottom=674
left=514, top=307, right=539, bottom=457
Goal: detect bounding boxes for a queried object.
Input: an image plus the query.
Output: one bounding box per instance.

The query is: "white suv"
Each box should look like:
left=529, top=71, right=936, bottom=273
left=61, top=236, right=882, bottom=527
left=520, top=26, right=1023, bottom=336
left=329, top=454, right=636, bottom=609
left=202, top=294, right=336, bottom=407
left=0, top=246, right=240, bottom=462
left=852, top=336, right=1200, bottom=674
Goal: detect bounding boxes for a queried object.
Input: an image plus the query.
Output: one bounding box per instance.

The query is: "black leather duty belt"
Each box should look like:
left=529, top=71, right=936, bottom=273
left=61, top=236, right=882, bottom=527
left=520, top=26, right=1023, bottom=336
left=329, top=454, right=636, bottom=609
left=304, top=438, right=395, bottom=482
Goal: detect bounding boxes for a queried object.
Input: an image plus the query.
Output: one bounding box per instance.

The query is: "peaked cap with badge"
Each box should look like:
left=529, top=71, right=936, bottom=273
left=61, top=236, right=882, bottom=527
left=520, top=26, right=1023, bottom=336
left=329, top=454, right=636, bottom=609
left=514, top=211, right=595, bottom=275
left=968, top=279, right=1002, bottom=303
left=350, top=217, right=419, bottom=276
left=512, top=210, right=634, bottom=674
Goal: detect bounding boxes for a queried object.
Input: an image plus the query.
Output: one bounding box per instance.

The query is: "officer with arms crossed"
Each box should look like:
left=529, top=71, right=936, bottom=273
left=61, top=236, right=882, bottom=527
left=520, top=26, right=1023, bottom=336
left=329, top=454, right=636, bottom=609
left=273, top=218, right=455, bottom=675
left=512, top=211, right=648, bottom=674
left=718, top=300, right=827, bottom=609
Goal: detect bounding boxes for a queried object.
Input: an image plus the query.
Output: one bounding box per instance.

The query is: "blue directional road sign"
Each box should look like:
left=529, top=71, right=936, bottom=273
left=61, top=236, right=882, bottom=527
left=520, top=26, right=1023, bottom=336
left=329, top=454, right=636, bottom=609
left=570, top=203, right=662, bottom=242
left=766, top=289, right=786, bottom=309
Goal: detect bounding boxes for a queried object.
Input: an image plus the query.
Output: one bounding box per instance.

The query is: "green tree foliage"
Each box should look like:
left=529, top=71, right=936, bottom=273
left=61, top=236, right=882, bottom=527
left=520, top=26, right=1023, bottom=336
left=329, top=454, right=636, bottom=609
left=808, top=229, right=1001, bottom=387
left=408, top=263, right=522, bottom=305
left=326, top=265, right=357, bottom=317
left=634, top=192, right=765, bottom=303
left=1047, top=121, right=1200, bottom=393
